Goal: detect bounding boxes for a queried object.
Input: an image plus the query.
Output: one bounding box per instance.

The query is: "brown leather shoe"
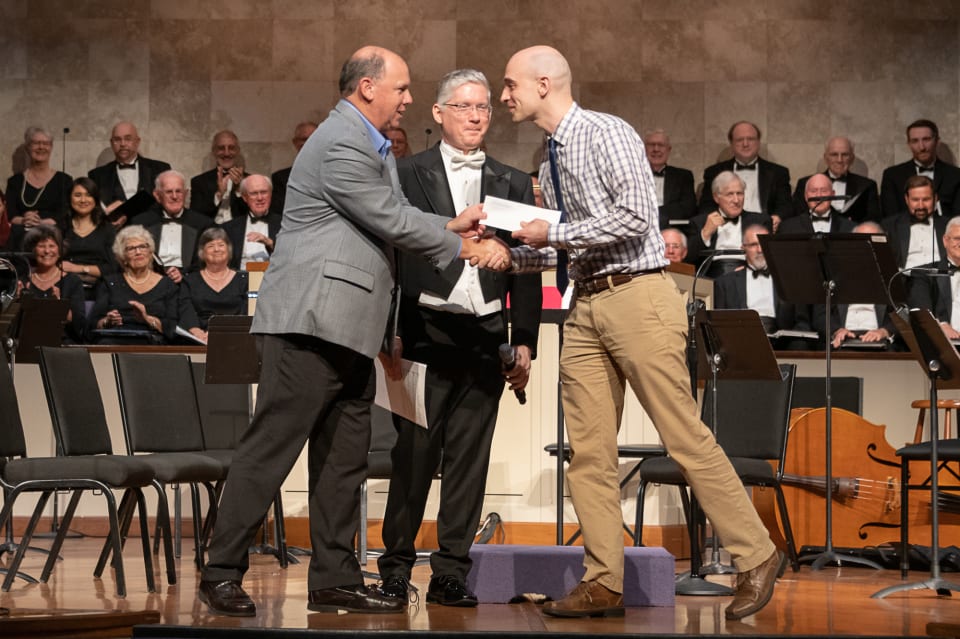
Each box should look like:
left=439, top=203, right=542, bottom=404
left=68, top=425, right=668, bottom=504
left=542, top=580, right=624, bottom=618
left=308, top=584, right=404, bottom=614
left=198, top=579, right=256, bottom=617
left=725, top=549, right=786, bottom=620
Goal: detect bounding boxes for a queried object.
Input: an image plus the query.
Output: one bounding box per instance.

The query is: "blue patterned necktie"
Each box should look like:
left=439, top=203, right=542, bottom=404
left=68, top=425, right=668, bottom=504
left=548, top=137, right=569, bottom=294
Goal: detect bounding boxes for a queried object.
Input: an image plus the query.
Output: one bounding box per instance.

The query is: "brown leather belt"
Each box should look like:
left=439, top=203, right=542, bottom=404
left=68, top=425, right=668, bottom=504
left=577, top=269, right=663, bottom=296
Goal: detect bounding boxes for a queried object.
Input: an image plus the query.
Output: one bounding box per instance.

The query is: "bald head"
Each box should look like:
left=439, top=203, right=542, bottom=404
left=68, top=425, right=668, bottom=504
left=501, top=45, right=574, bottom=133
left=340, top=46, right=412, bottom=133
left=805, top=173, right=834, bottom=215
left=110, top=121, right=141, bottom=164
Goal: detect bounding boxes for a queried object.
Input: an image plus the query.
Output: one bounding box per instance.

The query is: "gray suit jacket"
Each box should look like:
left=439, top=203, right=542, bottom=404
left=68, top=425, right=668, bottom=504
left=251, top=101, right=461, bottom=358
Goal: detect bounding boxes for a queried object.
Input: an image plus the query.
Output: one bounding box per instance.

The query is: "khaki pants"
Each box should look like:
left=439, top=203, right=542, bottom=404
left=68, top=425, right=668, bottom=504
left=561, top=272, right=775, bottom=593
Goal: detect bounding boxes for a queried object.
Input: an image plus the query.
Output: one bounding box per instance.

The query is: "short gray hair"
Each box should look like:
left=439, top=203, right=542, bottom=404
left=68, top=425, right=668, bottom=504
left=339, top=51, right=385, bottom=97
left=945, top=216, right=960, bottom=235
left=436, top=69, right=490, bottom=106
left=113, top=225, right=156, bottom=264
left=711, top=170, right=745, bottom=195
left=24, top=126, right=52, bottom=145
left=154, top=169, right=186, bottom=191
left=197, top=226, right=233, bottom=263
left=239, top=174, right=272, bottom=195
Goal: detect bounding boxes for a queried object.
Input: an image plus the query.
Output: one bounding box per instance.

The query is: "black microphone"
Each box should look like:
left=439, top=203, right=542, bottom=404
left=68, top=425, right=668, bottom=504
left=62, top=127, right=70, bottom=176
left=498, top=343, right=526, bottom=405
left=425, top=128, right=432, bottom=149
left=807, top=195, right=852, bottom=202
left=906, top=266, right=956, bottom=277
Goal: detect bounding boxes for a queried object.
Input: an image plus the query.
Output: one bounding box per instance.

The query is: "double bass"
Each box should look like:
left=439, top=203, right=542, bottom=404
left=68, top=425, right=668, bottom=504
left=754, top=407, right=960, bottom=551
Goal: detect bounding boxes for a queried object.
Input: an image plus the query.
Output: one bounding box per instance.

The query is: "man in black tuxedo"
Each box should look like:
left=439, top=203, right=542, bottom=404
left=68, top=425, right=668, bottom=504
left=223, top=174, right=281, bottom=269
left=270, top=121, right=318, bottom=216
left=376, top=69, right=542, bottom=608
left=643, top=129, right=696, bottom=229
left=131, top=170, right=212, bottom=283
left=88, top=121, right=170, bottom=227
left=909, top=215, right=960, bottom=339
left=688, top=170, right=771, bottom=278
left=714, top=224, right=811, bottom=350
left=881, top=175, right=948, bottom=269
left=661, top=228, right=688, bottom=264
left=792, top=136, right=880, bottom=224
left=190, top=130, right=249, bottom=223
left=780, top=173, right=856, bottom=234
left=698, top=121, right=792, bottom=230
left=880, top=119, right=960, bottom=218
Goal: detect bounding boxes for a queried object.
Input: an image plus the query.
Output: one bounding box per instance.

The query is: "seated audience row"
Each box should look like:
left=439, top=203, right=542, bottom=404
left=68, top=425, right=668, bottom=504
left=647, top=119, right=960, bottom=233
left=2, top=121, right=316, bottom=251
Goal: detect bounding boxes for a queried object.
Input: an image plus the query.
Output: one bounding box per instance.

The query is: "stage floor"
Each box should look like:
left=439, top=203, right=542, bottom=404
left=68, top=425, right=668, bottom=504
left=2, top=537, right=960, bottom=637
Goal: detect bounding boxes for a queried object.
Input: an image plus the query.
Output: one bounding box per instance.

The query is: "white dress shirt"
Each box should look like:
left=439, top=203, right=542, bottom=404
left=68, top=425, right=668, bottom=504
left=418, top=142, right=501, bottom=316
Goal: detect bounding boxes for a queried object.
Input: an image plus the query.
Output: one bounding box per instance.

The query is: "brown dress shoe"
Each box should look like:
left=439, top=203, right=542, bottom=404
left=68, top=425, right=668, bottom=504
left=542, top=580, right=624, bottom=618
left=308, top=584, right=404, bottom=614
left=725, top=549, right=786, bottom=620
left=198, top=579, right=256, bottom=617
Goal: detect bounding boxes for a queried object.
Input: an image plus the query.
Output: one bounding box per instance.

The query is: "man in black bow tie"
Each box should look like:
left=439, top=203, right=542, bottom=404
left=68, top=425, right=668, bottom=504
left=131, top=170, right=212, bottom=282
left=222, top=174, right=282, bottom=269
left=688, top=170, right=771, bottom=278
left=714, top=224, right=811, bottom=350
left=643, top=129, right=696, bottom=229
left=780, top=173, right=855, bottom=234
left=87, top=121, right=171, bottom=227
left=882, top=174, right=948, bottom=269
left=698, top=121, right=792, bottom=231
left=880, top=119, right=960, bottom=218
left=791, top=136, right=880, bottom=224
left=909, top=215, right=960, bottom=339
left=376, top=68, right=541, bottom=609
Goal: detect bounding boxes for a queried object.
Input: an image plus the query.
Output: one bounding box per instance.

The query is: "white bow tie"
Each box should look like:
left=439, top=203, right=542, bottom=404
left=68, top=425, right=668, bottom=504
left=450, top=151, right=485, bottom=171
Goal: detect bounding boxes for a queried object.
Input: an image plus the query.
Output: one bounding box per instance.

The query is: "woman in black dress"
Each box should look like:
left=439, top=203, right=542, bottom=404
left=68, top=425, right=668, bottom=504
left=5, top=126, right=72, bottom=250
left=89, top=225, right=178, bottom=345
left=20, top=226, right=87, bottom=344
left=60, top=177, right=117, bottom=300
left=178, top=227, right=248, bottom=344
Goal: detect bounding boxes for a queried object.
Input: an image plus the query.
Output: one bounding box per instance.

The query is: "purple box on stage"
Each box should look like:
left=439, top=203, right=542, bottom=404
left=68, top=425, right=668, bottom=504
left=466, top=544, right=675, bottom=606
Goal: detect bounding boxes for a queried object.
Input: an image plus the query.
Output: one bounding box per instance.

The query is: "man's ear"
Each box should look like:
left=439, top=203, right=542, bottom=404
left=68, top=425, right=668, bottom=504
left=359, top=77, right=376, bottom=103
left=537, top=76, right=549, bottom=98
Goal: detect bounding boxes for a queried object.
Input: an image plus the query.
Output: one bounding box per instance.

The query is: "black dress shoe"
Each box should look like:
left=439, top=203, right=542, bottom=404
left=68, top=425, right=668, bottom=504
left=198, top=579, right=256, bottom=617
left=426, top=575, right=478, bottom=607
left=308, top=584, right=405, bottom=614
left=379, top=574, right=411, bottom=600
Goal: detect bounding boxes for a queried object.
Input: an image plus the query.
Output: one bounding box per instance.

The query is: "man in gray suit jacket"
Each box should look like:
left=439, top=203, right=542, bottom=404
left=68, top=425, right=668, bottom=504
left=198, top=45, right=509, bottom=618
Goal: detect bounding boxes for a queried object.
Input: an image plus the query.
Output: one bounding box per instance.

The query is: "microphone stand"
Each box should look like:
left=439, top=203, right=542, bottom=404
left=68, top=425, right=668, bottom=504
left=675, top=251, right=739, bottom=595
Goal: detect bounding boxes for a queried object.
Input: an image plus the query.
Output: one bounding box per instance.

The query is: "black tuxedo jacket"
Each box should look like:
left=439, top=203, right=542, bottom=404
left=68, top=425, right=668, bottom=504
left=396, top=147, right=541, bottom=354
left=221, top=213, right=282, bottom=269
left=792, top=172, right=880, bottom=224
left=908, top=256, right=956, bottom=324
left=686, top=210, right=772, bottom=267
left=777, top=212, right=856, bottom=235
left=698, top=157, right=792, bottom=219
left=88, top=156, right=171, bottom=207
left=713, top=268, right=800, bottom=331
left=656, top=165, right=697, bottom=229
left=190, top=168, right=249, bottom=221
left=880, top=213, right=948, bottom=269
left=880, top=159, right=960, bottom=218
left=131, top=208, right=213, bottom=272
left=270, top=166, right=291, bottom=216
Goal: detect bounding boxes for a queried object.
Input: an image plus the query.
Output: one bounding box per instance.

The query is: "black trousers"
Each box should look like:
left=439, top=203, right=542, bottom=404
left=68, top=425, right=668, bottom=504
left=203, top=333, right=375, bottom=591
left=377, top=309, right=505, bottom=581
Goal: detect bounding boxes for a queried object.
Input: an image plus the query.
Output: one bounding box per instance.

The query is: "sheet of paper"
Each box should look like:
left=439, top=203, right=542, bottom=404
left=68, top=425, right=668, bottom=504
left=482, top=195, right=561, bottom=232
left=374, top=357, right=429, bottom=429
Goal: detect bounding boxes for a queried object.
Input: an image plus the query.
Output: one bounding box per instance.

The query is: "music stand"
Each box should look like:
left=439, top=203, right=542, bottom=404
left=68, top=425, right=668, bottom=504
left=6, top=297, right=70, bottom=365
left=873, top=309, right=960, bottom=599
left=205, top=315, right=305, bottom=565
left=761, top=232, right=901, bottom=570
left=675, top=309, right=781, bottom=595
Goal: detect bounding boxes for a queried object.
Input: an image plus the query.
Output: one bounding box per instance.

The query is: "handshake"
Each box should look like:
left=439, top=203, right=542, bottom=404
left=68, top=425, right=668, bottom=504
left=447, top=203, right=512, bottom=272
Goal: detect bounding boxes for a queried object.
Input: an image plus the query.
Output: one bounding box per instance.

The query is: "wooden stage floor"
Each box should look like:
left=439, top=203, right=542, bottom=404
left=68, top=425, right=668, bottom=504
left=2, top=537, right=960, bottom=637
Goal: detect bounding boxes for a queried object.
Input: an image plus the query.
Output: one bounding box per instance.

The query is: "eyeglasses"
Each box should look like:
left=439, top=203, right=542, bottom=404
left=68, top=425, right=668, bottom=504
left=663, top=243, right=684, bottom=250
left=124, top=244, right=150, bottom=254
left=442, top=103, right=492, bottom=117
left=29, top=140, right=53, bottom=147
left=110, top=135, right=138, bottom=144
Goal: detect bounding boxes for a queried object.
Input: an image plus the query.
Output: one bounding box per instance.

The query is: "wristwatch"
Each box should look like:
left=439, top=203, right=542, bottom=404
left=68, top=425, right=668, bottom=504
left=82, top=266, right=90, bottom=275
